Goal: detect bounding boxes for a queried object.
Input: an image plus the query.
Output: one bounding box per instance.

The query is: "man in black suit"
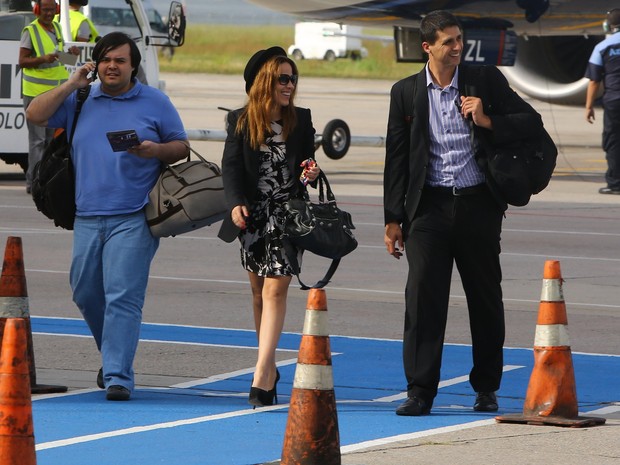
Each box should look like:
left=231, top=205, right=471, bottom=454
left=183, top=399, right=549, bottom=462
left=383, top=10, right=543, bottom=416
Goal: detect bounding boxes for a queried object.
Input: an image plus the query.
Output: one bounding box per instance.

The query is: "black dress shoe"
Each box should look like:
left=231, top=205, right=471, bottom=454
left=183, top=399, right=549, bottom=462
left=97, top=368, right=105, bottom=389
left=395, top=396, right=431, bottom=416
left=474, top=391, right=498, bottom=412
left=599, top=187, right=620, bottom=195
left=106, top=385, right=131, bottom=401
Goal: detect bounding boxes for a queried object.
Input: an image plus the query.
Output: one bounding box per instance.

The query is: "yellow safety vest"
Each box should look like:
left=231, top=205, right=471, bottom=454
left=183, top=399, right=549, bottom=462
left=22, top=20, right=69, bottom=97
left=57, top=10, right=99, bottom=42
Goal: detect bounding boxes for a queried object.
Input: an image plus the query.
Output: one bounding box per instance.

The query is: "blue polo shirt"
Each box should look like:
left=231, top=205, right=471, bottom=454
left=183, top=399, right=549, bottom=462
left=584, top=32, right=620, bottom=104
left=48, top=80, right=187, bottom=216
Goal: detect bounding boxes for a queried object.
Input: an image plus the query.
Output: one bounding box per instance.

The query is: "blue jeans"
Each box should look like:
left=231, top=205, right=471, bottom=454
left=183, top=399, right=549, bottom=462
left=70, top=211, right=159, bottom=391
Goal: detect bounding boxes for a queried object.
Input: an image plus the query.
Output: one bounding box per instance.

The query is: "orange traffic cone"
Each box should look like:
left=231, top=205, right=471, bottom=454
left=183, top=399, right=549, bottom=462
left=281, top=289, right=341, bottom=465
left=0, top=236, right=67, bottom=394
left=496, top=260, right=605, bottom=427
left=0, top=318, right=37, bottom=465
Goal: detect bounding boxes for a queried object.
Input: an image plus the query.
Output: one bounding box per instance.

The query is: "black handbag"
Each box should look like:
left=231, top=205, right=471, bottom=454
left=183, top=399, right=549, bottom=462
left=283, top=170, right=357, bottom=289
left=31, top=86, right=91, bottom=230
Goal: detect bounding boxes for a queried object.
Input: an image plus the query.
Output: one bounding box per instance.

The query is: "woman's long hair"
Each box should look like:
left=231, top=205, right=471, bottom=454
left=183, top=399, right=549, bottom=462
left=237, top=56, right=298, bottom=150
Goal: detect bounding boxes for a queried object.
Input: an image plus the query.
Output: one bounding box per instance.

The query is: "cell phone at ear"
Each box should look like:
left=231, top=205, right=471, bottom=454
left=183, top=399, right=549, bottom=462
left=106, top=130, right=140, bottom=152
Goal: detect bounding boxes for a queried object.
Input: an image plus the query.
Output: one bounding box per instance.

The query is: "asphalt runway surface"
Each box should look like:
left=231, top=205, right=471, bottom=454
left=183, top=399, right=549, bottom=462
left=0, top=73, right=618, bottom=464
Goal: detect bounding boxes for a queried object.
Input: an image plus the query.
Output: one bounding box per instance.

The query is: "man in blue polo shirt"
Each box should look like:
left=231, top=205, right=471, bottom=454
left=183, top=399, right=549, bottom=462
left=26, top=32, right=189, bottom=401
left=585, top=8, right=620, bottom=195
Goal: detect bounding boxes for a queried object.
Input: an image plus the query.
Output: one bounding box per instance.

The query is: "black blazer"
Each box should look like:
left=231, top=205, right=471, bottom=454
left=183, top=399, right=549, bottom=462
left=383, top=64, right=544, bottom=237
left=217, top=106, right=316, bottom=242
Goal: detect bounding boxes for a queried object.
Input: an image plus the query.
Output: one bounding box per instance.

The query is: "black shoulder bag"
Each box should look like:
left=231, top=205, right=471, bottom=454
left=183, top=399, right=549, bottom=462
left=283, top=171, right=357, bottom=289
left=32, top=86, right=91, bottom=230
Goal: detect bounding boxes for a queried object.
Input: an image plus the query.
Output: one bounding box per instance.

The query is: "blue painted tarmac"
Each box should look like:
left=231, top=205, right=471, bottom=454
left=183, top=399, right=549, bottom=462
left=31, top=317, right=619, bottom=465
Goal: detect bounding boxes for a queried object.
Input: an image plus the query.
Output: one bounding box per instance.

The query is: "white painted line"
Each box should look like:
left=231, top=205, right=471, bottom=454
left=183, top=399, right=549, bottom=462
left=35, top=405, right=287, bottom=451
left=32, top=332, right=298, bottom=352
left=375, top=365, right=525, bottom=403
left=4, top=225, right=620, bottom=238
left=584, top=403, right=620, bottom=415
left=340, top=419, right=496, bottom=454
left=35, top=396, right=495, bottom=452
left=171, top=359, right=299, bottom=389
left=24, top=268, right=620, bottom=309
left=31, top=318, right=620, bottom=357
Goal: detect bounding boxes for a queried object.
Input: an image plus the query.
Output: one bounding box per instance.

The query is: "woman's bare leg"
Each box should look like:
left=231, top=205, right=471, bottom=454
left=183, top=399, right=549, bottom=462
left=251, top=275, right=291, bottom=390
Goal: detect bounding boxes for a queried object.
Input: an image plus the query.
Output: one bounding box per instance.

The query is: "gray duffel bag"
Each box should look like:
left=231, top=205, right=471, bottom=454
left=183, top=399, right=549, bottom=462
left=145, top=146, right=227, bottom=237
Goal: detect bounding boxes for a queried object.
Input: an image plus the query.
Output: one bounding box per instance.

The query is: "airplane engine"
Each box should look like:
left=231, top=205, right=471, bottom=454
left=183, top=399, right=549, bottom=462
left=501, top=34, right=603, bottom=105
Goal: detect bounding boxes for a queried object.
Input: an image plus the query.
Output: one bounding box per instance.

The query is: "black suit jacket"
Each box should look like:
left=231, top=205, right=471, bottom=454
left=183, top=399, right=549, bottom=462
left=217, top=106, right=316, bottom=242
left=383, top=64, right=544, bottom=238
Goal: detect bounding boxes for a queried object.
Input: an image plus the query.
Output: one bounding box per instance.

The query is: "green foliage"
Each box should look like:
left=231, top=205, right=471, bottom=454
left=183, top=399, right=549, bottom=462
left=159, top=25, right=423, bottom=80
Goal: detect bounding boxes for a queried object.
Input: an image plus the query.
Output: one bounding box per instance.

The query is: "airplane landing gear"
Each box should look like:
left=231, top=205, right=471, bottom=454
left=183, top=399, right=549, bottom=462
left=321, top=119, right=350, bottom=159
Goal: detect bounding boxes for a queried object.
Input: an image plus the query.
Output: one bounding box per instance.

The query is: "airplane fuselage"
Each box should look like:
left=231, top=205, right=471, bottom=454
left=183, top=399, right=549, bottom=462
left=250, top=0, right=613, bottom=36
left=251, top=0, right=618, bottom=104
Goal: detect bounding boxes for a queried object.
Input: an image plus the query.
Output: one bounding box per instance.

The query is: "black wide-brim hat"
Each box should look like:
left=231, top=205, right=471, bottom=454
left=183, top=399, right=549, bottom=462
left=244, top=46, right=287, bottom=94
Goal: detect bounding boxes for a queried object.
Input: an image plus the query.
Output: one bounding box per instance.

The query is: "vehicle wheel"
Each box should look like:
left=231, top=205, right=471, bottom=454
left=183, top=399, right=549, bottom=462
left=291, top=49, right=303, bottom=61
left=324, top=50, right=336, bottom=62
left=321, top=119, right=350, bottom=160
left=160, top=46, right=174, bottom=61
left=350, top=51, right=361, bottom=61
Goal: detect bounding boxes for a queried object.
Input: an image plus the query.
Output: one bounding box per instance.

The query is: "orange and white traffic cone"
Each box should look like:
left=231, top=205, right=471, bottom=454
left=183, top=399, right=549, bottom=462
left=281, top=289, right=341, bottom=465
left=0, top=318, right=37, bottom=465
left=0, top=236, right=67, bottom=394
left=496, top=260, right=605, bottom=427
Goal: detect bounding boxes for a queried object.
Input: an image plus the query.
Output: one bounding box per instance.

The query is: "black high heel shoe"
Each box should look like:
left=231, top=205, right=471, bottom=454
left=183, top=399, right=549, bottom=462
left=248, top=370, right=280, bottom=408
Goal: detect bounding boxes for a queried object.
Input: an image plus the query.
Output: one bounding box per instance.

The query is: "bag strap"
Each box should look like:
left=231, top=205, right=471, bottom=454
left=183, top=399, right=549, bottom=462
left=283, top=239, right=340, bottom=290
left=285, top=169, right=341, bottom=290
left=68, top=85, right=91, bottom=146
left=301, top=170, right=336, bottom=204
left=181, top=141, right=209, bottom=164
left=164, top=142, right=222, bottom=178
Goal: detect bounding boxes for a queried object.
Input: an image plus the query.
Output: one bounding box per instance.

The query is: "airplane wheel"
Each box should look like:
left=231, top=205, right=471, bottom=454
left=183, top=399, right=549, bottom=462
left=321, top=119, right=350, bottom=159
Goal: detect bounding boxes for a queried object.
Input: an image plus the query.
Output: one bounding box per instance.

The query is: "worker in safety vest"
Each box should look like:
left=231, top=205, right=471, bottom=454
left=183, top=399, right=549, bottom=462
left=57, top=0, right=100, bottom=43
left=19, top=0, right=79, bottom=193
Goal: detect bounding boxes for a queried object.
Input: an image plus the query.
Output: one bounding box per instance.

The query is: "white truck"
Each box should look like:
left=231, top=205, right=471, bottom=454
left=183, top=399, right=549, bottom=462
left=288, top=22, right=368, bottom=62
left=0, top=0, right=186, bottom=171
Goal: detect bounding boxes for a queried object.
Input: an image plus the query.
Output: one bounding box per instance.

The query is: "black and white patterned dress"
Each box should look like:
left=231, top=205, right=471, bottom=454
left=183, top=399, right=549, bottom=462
left=239, top=121, right=300, bottom=277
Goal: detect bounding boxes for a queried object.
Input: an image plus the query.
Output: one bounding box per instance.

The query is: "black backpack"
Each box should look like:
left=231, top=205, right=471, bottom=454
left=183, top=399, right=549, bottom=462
left=482, top=128, right=558, bottom=207
left=31, top=86, right=90, bottom=229
left=464, top=66, right=558, bottom=207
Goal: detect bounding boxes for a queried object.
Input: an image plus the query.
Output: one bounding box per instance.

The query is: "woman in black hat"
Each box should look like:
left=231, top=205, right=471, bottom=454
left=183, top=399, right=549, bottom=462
left=218, top=47, right=320, bottom=407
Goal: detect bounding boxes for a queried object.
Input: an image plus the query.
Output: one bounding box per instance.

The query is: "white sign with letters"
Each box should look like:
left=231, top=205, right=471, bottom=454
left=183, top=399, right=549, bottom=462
left=0, top=41, right=28, bottom=154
